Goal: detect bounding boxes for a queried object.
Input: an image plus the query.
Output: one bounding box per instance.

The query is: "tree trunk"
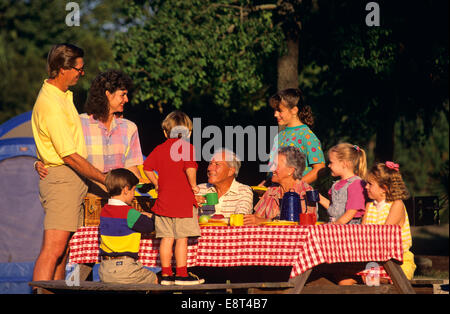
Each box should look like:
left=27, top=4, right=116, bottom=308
left=277, top=37, right=299, bottom=91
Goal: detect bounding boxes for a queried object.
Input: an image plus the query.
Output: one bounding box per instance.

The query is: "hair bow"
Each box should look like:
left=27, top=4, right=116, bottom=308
left=353, top=145, right=360, bottom=151
left=385, top=161, right=399, bottom=171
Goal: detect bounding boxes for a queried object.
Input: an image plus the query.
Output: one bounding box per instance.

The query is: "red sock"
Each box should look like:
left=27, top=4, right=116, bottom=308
left=176, top=266, right=188, bottom=277
left=162, top=267, right=173, bottom=277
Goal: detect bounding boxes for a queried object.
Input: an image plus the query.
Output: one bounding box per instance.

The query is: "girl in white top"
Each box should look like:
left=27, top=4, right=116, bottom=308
left=363, top=161, right=416, bottom=280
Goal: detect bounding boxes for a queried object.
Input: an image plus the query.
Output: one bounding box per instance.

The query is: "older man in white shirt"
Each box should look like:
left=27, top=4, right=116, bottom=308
left=197, top=149, right=253, bottom=217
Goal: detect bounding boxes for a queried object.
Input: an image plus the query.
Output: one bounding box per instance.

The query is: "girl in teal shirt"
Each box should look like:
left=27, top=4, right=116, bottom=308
left=268, top=88, right=325, bottom=184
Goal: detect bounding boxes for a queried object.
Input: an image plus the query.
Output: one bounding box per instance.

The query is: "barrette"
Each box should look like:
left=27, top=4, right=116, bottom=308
left=385, top=161, right=399, bottom=171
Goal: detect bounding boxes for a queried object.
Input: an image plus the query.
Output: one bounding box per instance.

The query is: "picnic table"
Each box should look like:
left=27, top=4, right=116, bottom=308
left=63, top=224, right=415, bottom=294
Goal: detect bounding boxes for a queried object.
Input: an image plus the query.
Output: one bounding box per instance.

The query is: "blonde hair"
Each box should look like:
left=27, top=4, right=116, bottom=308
left=368, top=163, right=410, bottom=202
left=161, top=110, right=193, bottom=138
left=328, top=143, right=367, bottom=179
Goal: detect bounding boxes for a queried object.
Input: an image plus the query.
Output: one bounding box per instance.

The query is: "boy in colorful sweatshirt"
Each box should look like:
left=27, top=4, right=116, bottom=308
left=98, top=168, right=157, bottom=284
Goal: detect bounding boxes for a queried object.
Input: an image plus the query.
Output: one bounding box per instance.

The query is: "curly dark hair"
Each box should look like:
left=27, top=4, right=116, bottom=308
left=269, top=88, right=315, bottom=127
left=84, top=70, right=133, bottom=122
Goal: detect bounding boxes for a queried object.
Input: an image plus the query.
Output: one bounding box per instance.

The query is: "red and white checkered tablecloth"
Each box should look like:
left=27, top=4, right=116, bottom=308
left=69, top=224, right=403, bottom=279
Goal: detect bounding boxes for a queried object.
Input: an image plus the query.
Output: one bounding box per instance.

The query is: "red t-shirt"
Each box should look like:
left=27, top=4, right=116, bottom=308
left=143, top=138, right=198, bottom=218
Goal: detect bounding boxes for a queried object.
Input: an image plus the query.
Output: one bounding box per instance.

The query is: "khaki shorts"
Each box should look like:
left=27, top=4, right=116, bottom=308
left=99, top=257, right=157, bottom=284
left=155, top=207, right=201, bottom=239
left=39, top=165, right=88, bottom=232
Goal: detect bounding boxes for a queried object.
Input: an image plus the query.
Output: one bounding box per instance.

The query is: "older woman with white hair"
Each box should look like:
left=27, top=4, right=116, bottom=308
left=244, top=146, right=315, bottom=225
left=196, top=148, right=253, bottom=218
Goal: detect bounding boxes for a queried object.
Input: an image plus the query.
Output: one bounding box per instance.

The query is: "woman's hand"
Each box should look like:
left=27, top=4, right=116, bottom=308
left=34, top=160, right=48, bottom=180
left=243, top=214, right=267, bottom=226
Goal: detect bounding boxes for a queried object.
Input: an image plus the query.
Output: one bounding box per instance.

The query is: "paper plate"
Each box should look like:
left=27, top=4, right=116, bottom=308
left=261, top=220, right=298, bottom=226
left=199, top=222, right=228, bottom=227
left=251, top=186, right=268, bottom=191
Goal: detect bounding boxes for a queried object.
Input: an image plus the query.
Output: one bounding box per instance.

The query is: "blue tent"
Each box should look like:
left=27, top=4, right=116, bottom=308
left=0, top=111, right=42, bottom=294
left=0, top=112, right=156, bottom=293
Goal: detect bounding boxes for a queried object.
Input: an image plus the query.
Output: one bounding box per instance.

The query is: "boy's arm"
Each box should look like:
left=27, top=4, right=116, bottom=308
left=127, top=209, right=155, bottom=233
left=185, top=167, right=199, bottom=193
left=144, top=170, right=159, bottom=191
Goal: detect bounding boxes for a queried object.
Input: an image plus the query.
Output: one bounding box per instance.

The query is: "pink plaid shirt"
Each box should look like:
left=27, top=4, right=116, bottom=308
left=254, top=180, right=314, bottom=219
left=79, top=114, right=143, bottom=172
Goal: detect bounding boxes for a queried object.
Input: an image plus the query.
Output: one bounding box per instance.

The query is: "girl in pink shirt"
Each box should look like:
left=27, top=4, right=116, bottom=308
left=318, top=143, right=368, bottom=224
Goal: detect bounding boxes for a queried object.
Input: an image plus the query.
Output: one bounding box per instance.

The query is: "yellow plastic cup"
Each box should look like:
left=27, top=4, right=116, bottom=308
left=230, top=214, right=244, bottom=226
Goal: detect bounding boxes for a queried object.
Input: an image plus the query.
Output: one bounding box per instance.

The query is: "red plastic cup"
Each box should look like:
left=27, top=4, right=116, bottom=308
left=299, top=213, right=317, bottom=225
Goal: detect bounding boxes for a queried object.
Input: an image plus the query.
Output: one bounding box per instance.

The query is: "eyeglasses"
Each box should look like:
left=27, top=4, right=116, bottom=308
left=71, top=66, right=85, bottom=74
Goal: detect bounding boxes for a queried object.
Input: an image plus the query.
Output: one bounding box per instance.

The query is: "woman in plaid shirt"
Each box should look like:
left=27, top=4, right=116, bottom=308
left=244, top=146, right=315, bottom=225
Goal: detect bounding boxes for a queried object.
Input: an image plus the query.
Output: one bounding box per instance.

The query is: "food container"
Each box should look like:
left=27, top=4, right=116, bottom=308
left=83, top=196, right=155, bottom=226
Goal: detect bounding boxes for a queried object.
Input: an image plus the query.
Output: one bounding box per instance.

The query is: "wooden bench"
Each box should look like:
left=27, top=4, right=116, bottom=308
left=29, top=280, right=294, bottom=294
left=29, top=278, right=445, bottom=294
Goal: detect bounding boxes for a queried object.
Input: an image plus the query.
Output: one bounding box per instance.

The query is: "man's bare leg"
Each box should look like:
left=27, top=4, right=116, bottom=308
left=33, top=229, right=71, bottom=282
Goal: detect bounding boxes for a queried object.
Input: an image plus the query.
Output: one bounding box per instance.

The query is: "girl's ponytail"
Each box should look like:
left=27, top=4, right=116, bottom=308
left=298, top=104, right=314, bottom=127
left=354, top=145, right=367, bottom=179
left=276, top=88, right=315, bottom=127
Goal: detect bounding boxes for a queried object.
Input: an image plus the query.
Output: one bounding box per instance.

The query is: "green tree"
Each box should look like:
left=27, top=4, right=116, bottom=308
left=103, top=0, right=284, bottom=117
left=0, top=0, right=126, bottom=123
left=298, top=0, right=448, bottom=164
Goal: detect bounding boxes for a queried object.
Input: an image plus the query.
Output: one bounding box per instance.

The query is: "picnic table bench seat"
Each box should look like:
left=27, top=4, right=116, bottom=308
left=29, top=279, right=443, bottom=294
left=29, top=280, right=294, bottom=294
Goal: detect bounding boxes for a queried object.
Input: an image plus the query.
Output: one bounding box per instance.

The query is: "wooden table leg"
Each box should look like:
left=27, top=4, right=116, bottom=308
left=287, top=269, right=312, bottom=294
left=79, top=263, right=94, bottom=281
left=382, top=259, right=415, bottom=294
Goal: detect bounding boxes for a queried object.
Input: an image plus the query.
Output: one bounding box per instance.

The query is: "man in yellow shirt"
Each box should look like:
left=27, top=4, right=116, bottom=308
left=31, top=43, right=106, bottom=284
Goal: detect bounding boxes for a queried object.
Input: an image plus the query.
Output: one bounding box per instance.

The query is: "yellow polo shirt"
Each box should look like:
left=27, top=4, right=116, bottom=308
left=32, top=80, right=87, bottom=167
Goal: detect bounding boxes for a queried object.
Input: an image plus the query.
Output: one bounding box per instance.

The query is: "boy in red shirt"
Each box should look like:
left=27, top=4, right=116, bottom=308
left=143, top=110, right=204, bottom=285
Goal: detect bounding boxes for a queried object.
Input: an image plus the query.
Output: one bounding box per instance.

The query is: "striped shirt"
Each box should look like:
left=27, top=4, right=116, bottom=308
left=254, top=180, right=315, bottom=219
left=79, top=113, right=143, bottom=173
left=99, top=199, right=155, bottom=259
left=364, top=200, right=412, bottom=252
left=198, top=180, right=253, bottom=217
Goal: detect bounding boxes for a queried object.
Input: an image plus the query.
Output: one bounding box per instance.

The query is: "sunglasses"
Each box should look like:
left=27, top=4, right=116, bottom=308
left=71, top=66, right=85, bottom=74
